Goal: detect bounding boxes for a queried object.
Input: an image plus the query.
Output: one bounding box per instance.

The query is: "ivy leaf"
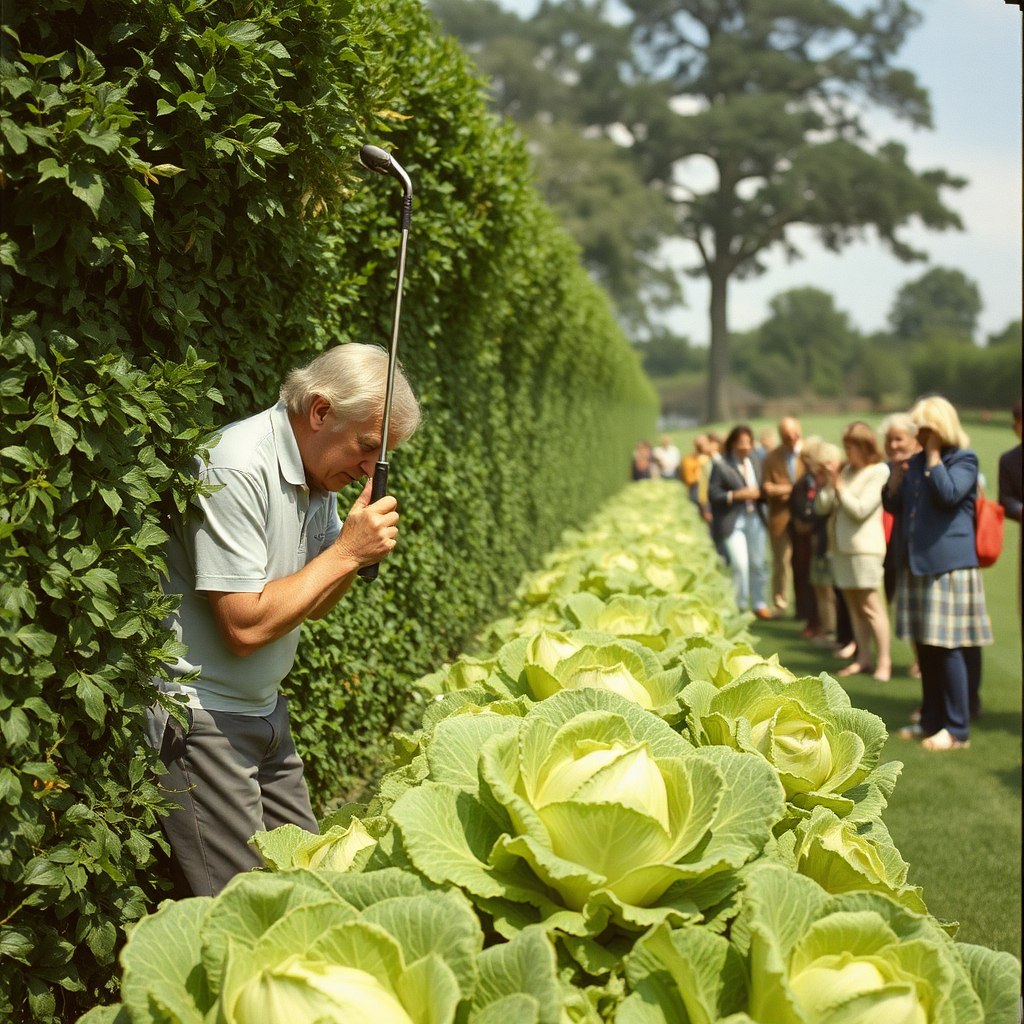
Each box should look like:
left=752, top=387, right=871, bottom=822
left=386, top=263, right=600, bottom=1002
left=1, top=118, right=29, bottom=154
left=48, top=417, right=78, bottom=455
left=77, top=128, right=122, bottom=154
left=75, top=675, right=107, bottom=727
left=220, top=21, right=262, bottom=45
left=15, top=625, right=57, bottom=656
left=252, top=136, right=287, bottom=157
left=37, top=157, right=68, bottom=182
left=67, top=166, right=106, bottom=216
left=123, top=177, right=155, bottom=220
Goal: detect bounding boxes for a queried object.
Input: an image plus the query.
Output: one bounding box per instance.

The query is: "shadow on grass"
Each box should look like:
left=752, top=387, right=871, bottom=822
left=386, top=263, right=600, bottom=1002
left=989, top=765, right=1023, bottom=797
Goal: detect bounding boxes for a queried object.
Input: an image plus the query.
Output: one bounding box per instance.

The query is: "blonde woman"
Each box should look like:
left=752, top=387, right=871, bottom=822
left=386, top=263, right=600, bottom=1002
left=880, top=413, right=923, bottom=682
left=814, top=422, right=892, bottom=681
left=884, top=396, right=992, bottom=751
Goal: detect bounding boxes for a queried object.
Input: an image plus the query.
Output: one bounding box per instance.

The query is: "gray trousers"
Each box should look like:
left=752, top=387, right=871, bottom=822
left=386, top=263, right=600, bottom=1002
left=147, top=693, right=318, bottom=897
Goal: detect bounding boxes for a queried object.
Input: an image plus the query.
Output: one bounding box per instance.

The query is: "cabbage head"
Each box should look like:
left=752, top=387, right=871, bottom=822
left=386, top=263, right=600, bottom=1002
left=729, top=864, right=1020, bottom=1024
left=616, top=866, right=1020, bottom=1023
left=74, top=869, right=569, bottom=1024
left=387, top=689, right=786, bottom=939
left=664, top=635, right=792, bottom=688
left=502, top=630, right=686, bottom=714
left=682, top=674, right=894, bottom=819
left=563, top=593, right=670, bottom=650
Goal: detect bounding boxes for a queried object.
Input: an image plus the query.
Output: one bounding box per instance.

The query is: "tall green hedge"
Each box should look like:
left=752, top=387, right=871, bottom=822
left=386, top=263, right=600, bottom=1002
left=0, top=0, right=655, bottom=1019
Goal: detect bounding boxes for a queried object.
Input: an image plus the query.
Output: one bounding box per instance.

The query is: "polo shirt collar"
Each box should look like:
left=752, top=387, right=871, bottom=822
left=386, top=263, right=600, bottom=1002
left=270, top=401, right=308, bottom=489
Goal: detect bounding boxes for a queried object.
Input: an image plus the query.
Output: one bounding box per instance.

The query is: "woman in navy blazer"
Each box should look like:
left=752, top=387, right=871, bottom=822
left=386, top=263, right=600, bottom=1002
left=884, top=396, right=992, bottom=750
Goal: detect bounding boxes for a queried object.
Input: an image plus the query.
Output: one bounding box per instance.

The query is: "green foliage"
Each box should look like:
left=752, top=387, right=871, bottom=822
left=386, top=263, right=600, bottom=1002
left=747, top=288, right=862, bottom=398
left=1, top=0, right=655, bottom=1020
left=888, top=266, right=983, bottom=342
left=986, top=318, right=1021, bottom=349
left=727, top=288, right=863, bottom=400
left=855, top=336, right=915, bottom=407
left=636, top=328, right=707, bottom=379
left=431, top=2, right=676, bottom=338
left=911, top=336, right=1023, bottom=411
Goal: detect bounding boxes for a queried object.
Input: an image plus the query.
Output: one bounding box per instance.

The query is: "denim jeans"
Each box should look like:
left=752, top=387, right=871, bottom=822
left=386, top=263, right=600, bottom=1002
left=723, top=509, right=768, bottom=612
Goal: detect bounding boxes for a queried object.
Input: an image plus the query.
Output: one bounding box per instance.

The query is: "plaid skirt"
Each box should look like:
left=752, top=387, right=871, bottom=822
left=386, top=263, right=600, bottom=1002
left=895, top=566, right=993, bottom=648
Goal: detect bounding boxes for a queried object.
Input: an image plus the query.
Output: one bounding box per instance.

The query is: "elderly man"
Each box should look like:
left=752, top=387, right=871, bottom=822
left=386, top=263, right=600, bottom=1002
left=148, top=344, right=420, bottom=897
left=760, top=416, right=817, bottom=631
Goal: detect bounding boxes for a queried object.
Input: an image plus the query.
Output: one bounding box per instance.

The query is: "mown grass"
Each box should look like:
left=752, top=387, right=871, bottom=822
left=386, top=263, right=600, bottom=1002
left=668, top=415, right=1022, bottom=958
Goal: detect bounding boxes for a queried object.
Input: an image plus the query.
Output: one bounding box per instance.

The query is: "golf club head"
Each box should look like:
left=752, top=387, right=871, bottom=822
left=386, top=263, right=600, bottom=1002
left=360, top=144, right=394, bottom=174
left=360, top=144, right=412, bottom=195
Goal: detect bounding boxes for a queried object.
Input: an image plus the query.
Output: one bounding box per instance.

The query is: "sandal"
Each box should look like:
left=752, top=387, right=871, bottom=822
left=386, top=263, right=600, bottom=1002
left=921, top=728, right=969, bottom=751
left=898, top=724, right=924, bottom=740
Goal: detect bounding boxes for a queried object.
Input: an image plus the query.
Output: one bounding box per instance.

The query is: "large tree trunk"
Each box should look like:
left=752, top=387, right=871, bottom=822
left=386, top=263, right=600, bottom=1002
left=706, top=268, right=731, bottom=423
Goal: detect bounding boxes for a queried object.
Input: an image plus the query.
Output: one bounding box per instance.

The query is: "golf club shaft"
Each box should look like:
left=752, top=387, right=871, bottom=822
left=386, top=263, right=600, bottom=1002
left=358, top=170, right=412, bottom=581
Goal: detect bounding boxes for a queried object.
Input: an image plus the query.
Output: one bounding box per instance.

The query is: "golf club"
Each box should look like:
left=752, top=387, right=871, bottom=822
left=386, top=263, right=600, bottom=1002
left=357, top=143, right=413, bottom=581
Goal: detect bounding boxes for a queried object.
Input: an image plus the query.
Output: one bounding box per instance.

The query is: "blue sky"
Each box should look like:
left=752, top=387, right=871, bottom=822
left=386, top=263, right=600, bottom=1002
left=486, top=0, right=1022, bottom=343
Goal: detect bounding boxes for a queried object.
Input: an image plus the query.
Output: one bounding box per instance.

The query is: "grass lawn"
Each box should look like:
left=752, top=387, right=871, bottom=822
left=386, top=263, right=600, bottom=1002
left=668, top=414, right=1022, bottom=958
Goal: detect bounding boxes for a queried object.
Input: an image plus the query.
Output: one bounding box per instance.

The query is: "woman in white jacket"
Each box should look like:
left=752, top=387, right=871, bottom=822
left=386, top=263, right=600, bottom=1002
left=814, top=422, right=892, bottom=681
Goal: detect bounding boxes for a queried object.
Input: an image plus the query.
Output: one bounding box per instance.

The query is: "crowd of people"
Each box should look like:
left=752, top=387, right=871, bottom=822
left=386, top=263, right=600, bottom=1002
left=631, top=396, right=1022, bottom=752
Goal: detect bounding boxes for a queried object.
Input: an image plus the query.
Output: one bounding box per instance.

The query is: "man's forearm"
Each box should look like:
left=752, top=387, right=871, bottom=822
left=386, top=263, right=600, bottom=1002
left=208, top=546, right=360, bottom=657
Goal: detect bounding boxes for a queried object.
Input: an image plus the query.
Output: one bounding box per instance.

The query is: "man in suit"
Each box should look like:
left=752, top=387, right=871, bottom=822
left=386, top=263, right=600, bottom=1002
left=998, top=399, right=1022, bottom=616
left=760, top=417, right=818, bottom=633
left=998, top=399, right=1022, bottom=525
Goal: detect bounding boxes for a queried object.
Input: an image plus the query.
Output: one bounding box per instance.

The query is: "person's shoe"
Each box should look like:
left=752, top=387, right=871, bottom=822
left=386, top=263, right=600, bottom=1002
left=754, top=608, right=774, bottom=620
left=898, top=723, right=924, bottom=739
left=799, top=624, right=819, bottom=639
left=921, top=728, right=969, bottom=751
left=909, top=707, right=922, bottom=724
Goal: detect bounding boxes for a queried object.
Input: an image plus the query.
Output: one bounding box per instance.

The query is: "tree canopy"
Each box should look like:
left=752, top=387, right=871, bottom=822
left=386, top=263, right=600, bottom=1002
left=888, top=266, right=983, bottom=342
left=433, top=0, right=966, bottom=420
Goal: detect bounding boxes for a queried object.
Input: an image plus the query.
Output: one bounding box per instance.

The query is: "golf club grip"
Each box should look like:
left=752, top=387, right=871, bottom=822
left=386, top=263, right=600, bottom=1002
left=357, top=462, right=390, bottom=581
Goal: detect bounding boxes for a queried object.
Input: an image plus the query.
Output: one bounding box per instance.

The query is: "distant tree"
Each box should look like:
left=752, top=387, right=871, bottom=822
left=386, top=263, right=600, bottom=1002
left=857, top=334, right=913, bottom=406
left=756, top=288, right=861, bottom=397
left=431, top=0, right=676, bottom=337
left=637, top=326, right=706, bottom=377
left=888, top=267, right=982, bottom=342
left=987, top=318, right=1022, bottom=348
left=527, top=123, right=681, bottom=336
left=433, top=0, right=966, bottom=422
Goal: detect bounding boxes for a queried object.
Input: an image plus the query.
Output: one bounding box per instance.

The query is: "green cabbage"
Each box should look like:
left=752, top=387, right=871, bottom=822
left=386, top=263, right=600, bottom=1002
left=386, top=689, right=786, bottom=939
left=682, top=674, right=893, bottom=819
left=76, top=869, right=570, bottom=1024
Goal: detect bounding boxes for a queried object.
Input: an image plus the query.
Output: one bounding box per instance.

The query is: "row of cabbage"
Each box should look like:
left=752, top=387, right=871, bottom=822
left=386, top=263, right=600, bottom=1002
left=81, top=481, right=1019, bottom=1024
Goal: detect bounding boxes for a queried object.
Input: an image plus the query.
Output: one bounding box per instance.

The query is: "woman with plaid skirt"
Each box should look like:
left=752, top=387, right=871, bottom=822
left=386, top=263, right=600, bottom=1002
left=883, top=396, right=992, bottom=751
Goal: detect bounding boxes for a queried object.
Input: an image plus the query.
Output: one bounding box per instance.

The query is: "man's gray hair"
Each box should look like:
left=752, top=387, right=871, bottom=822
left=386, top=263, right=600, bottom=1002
left=280, top=344, right=420, bottom=443
left=878, top=412, right=918, bottom=441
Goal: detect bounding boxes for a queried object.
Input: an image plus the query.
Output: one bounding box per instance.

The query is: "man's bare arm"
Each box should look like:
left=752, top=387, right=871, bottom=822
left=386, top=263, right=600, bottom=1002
left=208, top=482, right=398, bottom=657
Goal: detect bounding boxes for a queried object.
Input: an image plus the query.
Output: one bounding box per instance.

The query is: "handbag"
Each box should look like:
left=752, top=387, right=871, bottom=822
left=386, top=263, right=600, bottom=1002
left=975, top=485, right=1005, bottom=568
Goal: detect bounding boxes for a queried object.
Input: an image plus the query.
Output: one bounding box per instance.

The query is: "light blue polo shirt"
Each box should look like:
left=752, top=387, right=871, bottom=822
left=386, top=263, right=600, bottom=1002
left=161, top=402, right=342, bottom=714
